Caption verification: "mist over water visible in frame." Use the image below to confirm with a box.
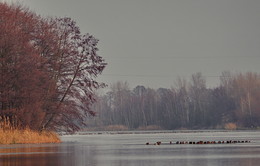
[1,131,260,166]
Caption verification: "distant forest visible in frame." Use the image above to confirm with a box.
[90,72,260,130]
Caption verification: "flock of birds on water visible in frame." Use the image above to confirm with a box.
[146,140,251,145]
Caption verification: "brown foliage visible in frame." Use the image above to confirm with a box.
[105,125,129,131]
[224,123,237,130]
[0,3,106,132]
[137,125,163,130]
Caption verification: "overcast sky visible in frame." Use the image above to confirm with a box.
[3,0,260,89]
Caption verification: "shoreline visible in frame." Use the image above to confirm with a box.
[69,129,260,136]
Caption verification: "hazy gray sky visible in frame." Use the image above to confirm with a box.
[3,0,260,89]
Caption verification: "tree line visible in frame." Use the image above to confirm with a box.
[0,3,106,132]
[92,72,260,130]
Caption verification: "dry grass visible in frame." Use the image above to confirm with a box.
[0,119,61,144]
[137,125,163,130]
[224,123,237,130]
[104,125,129,131]
[0,128,61,144]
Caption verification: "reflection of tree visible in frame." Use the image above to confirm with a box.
[0,145,61,166]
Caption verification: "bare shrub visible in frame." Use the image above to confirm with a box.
[104,125,129,131]
[224,123,237,130]
[137,125,162,130]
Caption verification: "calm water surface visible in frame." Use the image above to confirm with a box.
[0,131,260,166]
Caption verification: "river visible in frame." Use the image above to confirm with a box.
[0,130,260,166]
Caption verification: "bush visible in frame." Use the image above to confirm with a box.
[137,125,163,130]
[224,123,237,130]
[104,125,129,131]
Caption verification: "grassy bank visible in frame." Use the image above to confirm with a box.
[0,117,61,144]
[0,128,61,144]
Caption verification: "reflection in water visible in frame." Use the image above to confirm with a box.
[0,143,99,166]
[0,131,260,166]
[0,145,63,166]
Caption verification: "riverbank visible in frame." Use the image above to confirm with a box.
[0,128,61,144]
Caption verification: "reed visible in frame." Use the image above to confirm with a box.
[0,118,61,144]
